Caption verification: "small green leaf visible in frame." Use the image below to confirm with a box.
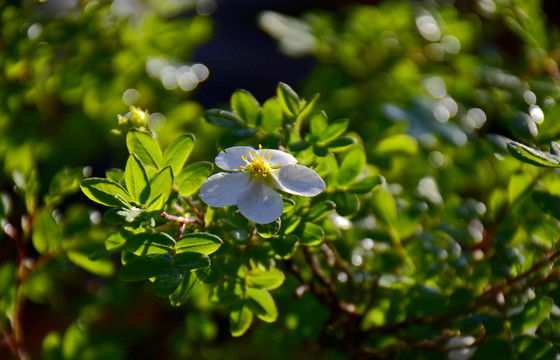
[328,136,357,152]
[338,147,366,185]
[80,178,134,208]
[247,288,278,323]
[246,268,285,290]
[332,192,359,217]
[105,168,124,184]
[118,252,209,281]
[507,140,560,167]
[231,89,260,126]
[45,167,84,206]
[318,119,349,145]
[373,134,418,156]
[176,161,213,197]
[513,335,555,359]
[126,130,163,169]
[173,252,211,273]
[371,186,397,227]
[205,109,244,127]
[347,175,383,194]
[230,304,253,337]
[175,233,223,255]
[300,222,324,246]
[532,191,560,221]
[153,272,184,297]
[194,265,221,285]
[260,97,283,133]
[67,251,115,278]
[104,230,131,252]
[126,232,175,255]
[276,82,300,117]
[124,154,150,203]
[118,253,174,281]
[169,273,196,306]
[32,208,61,255]
[270,234,299,259]
[256,218,281,239]
[510,296,553,334]
[162,134,195,174]
[296,93,320,124]
[309,111,328,137]
[146,166,174,211]
[306,201,336,222]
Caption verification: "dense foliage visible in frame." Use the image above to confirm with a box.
[3,0,560,359]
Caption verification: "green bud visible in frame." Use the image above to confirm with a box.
[130,106,149,128]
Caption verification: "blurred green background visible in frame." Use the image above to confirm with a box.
[3,0,560,359]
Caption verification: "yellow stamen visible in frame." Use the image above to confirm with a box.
[238,145,281,178]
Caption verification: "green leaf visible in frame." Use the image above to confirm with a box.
[176,161,213,197]
[372,134,418,156]
[67,251,115,278]
[169,273,196,306]
[328,136,357,152]
[513,335,555,360]
[309,112,328,137]
[162,134,195,174]
[338,147,366,185]
[472,339,512,360]
[230,304,253,337]
[347,175,383,194]
[508,172,532,204]
[175,233,223,255]
[124,154,150,203]
[317,118,349,145]
[80,178,134,208]
[247,288,278,323]
[153,272,184,297]
[256,218,281,239]
[118,252,210,281]
[300,222,324,246]
[126,130,163,169]
[32,208,61,254]
[146,166,174,211]
[45,167,84,206]
[105,168,124,184]
[296,93,320,124]
[246,268,285,290]
[276,82,300,117]
[332,192,359,217]
[119,253,174,281]
[194,265,221,285]
[104,230,131,253]
[510,297,553,334]
[507,140,560,167]
[532,191,560,221]
[205,109,244,127]
[231,89,260,126]
[270,234,299,259]
[260,97,283,133]
[306,201,336,222]
[371,186,397,227]
[126,232,175,255]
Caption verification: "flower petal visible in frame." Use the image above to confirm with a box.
[272,164,325,196]
[200,172,250,207]
[215,146,255,171]
[257,148,297,166]
[236,178,284,224]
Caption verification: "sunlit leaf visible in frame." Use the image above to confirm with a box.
[32,208,61,255]
[246,268,285,290]
[175,233,223,255]
[231,89,260,126]
[176,161,213,197]
[80,178,134,208]
[230,304,253,337]
[124,154,149,203]
[126,130,163,169]
[247,288,278,323]
[162,134,195,174]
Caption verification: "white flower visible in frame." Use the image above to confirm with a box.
[200,145,325,224]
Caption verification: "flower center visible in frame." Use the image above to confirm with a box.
[239,145,280,178]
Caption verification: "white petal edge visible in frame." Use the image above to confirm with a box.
[256,148,297,166]
[215,146,256,171]
[200,172,250,207]
[272,164,325,196]
[236,178,284,224]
